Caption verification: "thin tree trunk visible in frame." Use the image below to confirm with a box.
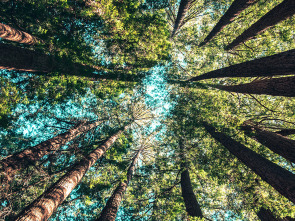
[276,129,295,136]
[199,0,257,46]
[0,43,140,82]
[0,120,103,179]
[212,76,295,97]
[15,126,127,221]
[226,0,295,50]
[179,139,203,218]
[0,23,39,45]
[188,49,295,81]
[97,149,141,221]
[241,122,295,164]
[171,0,194,37]
[257,208,279,221]
[203,122,295,204]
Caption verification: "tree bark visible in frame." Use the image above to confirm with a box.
[199,0,257,46]
[179,139,203,217]
[213,76,295,97]
[188,49,295,81]
[0,23,39,45]
[0,43,140,82]
[203,122,295,204]
[171,0,194,37]
[97,149,141,221]
[15,126,127,221]
[257,208,295,221]
[226,0,295,50]
[241,122,295,164]
[0,120,103,179]
[276,129,295,136]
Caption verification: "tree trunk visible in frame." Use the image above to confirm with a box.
[199,0,257,46]
[226,0,295,50]
[257,208,279,221]
[0,120,103,179]
[15,126,127,221]
[241,122,295,164]
[97,149,141,221]
[188,49,295,81]
[276,129,295,136]
[179,139,203,217]
[171,0,194,37]
[0,23,39,45]
[213,76,295,97]
[203,122,295,204]
[0,43,140,82]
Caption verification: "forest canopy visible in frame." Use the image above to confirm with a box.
[0,0,295,220]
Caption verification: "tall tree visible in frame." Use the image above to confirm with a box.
[199,0,257,46]
[241,122,295,164]
[226,0,295,50]
[171,0,195,37]
[211,76,295,97]
[203,122,295,204]
[179,139,203,218]
[0,120,103,179]
[97,149,142,221]
[0,43,141,82]
[14,126,128,221]
[0,23,39,45]
[188,49,295,81]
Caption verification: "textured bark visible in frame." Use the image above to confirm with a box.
[226,0,295,50]
[276,129,295,136]
[188,49,295,81]
[171,0,194,37]
[242,123,295,164]
[0,43,140,81]
[97,150,141,221]
[0,23,39,45]
[199,0,257,46]
[0,120,102,179]
[179,140,203,217]
[15,127,126,221]
[203,122,295,204]
[214,76,295,97]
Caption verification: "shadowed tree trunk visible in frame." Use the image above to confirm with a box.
[257,208,295,221]
[15,126,127,221]
[203,122,295,204]
[0,120,103,179]
[97,149,142,221]
[212,76,295,97]
[276,129,295,136]
[179,139,203,218]
[0,23,39,45]
[199,0,257,46]
[188,49,295,81]
[226,0,295,50]
[241,122,295,164]
[171,0,194,37]
[0,43,141,82]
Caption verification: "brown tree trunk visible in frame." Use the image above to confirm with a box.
[15,126,127,221]
[241,122,295,164]
[226,0,295,50]
[199,0,257,46]
[203,122,295,204]
[213,76,295,97]
[0,120,103,179]
[0,43,139,82]
[171,0,194,37]
[97,149,141,221]
[257,208,279,221]
[179,139,203,217]
[276,129,295,136]
[0,23,39,45]
[188,49,295,81]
